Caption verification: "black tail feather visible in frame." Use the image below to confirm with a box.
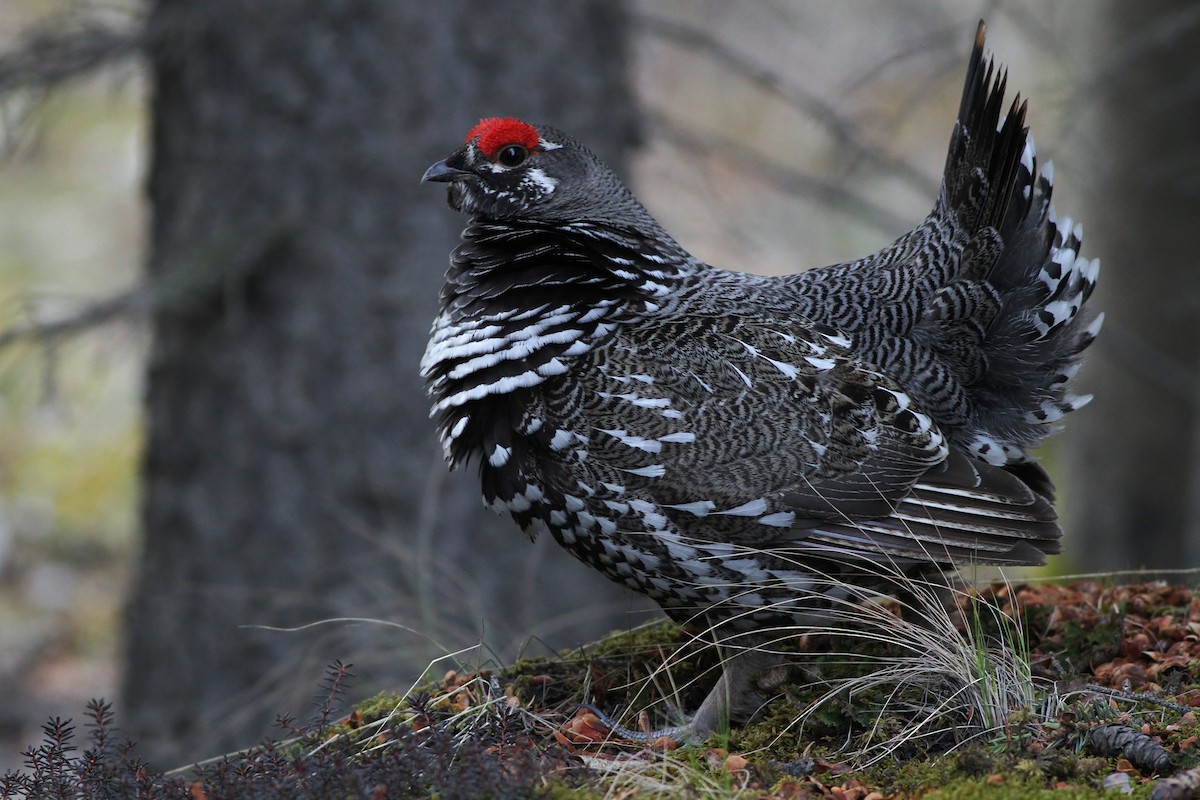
[943,21,1101,466]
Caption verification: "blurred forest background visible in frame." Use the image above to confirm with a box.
[1,0,1196,771]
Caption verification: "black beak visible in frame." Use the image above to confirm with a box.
[422,159,471,183]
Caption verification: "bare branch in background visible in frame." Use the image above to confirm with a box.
[646,111,914,238]
[635,12,939,198]
[1079,4,1200,96]
[0,21,143,96]
[0,219,295,352]
[1055,1,1200,145]
[0,6,145,157]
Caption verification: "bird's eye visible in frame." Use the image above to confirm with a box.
[496,145,527,167]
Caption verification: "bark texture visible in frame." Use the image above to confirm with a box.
[125,0,645,765]
[1068,2,1200,569]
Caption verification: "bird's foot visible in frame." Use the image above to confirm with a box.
[573,646,787,747]
[577,703,703,746]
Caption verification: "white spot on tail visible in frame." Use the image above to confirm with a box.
[1024,401,1065,425]
[1065,393,1093,411]
[1021,135,1035,173]
[966,435,1009,466]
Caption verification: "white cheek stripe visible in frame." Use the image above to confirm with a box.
[524,167,559,194]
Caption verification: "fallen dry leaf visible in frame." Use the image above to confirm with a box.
[561,709,609,743]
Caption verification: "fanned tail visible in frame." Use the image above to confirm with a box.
[941,21,1101,469]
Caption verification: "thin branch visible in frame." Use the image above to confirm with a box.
[1055,2,1200,143]
[635,12,938,199]
[1079,5,1200,97]
[0,8,146,160]
[0,219,295,351]
[646,111,915,240]
[0,284,147,350]
[0,20,144,96]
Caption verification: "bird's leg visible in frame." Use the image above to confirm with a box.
[896,565,968,632]
[586,645,786,745]
[684,645,787,739]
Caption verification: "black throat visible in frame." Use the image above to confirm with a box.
[422,218,692,468]
[442,218,683,320]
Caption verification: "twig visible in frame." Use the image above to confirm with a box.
[646,111,915,239]
[635,13,938,198]
[1086,684,1194,715]
[0,220,294,351]
[0,19,144,96]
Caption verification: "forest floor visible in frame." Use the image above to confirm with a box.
[351,579,1200,799]
[4,579,1200,799]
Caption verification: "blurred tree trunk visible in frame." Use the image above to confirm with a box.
[124,0,644,766]
[1067,2,1200,570]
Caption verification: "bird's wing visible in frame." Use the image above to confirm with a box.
[540,311,1059,567]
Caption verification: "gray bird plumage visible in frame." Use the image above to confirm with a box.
[420,22,1099,740]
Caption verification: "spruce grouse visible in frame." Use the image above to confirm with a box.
[420,22,1100,740]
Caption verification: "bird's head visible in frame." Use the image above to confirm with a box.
[422,117,624,221]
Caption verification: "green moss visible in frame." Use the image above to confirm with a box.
[340,594,1200,799]
[564,619,683,660]
[354,690,407,723]
[924,773,1155,799]
[852,753,966,796]
[537,781,608,800]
